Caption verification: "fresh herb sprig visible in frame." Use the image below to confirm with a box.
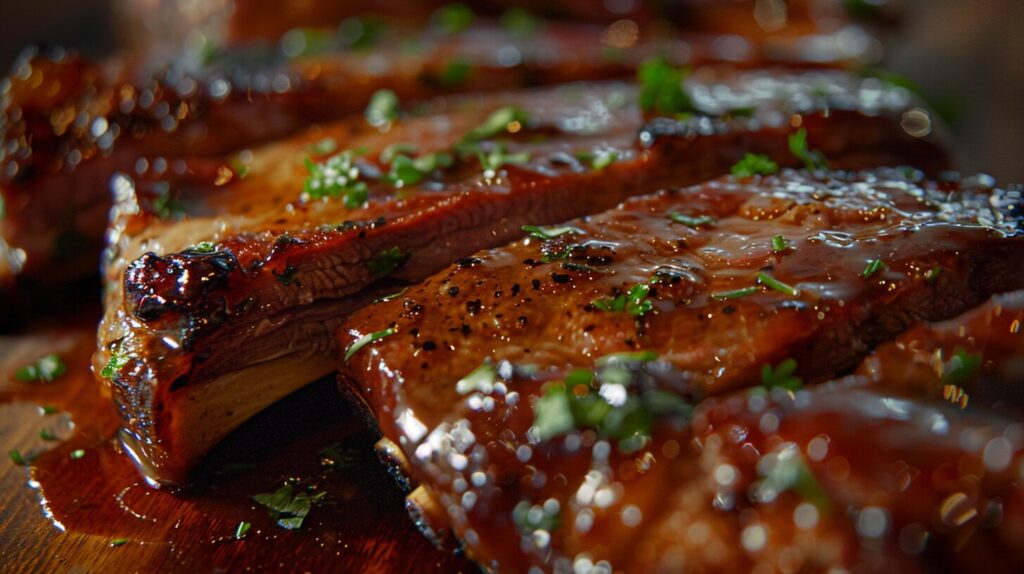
[731,153,779,178]
[788,128,828,171]
[592,284,654,317]
[638,58,695,116]
[15,354,67,383]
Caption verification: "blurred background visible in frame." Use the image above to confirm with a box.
[1,0,1021,181]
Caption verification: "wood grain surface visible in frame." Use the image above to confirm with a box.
[0,309,473,573]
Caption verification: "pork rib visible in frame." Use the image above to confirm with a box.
[337,169,1023,571]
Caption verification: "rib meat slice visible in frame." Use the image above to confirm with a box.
[336,170,1023,571]
[97,70,947,484]
[0,18,855,293]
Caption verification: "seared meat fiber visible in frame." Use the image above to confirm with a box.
[96,70,947,484]
[337,170,1023,571]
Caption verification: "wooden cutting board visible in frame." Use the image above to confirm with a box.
[0,309,474,573]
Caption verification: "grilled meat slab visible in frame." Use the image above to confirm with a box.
[337,170,1023,571]
[96,70,947,484]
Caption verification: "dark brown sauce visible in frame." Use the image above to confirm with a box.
[0,310,472,572]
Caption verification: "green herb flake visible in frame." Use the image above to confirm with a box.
[455,360,498,394]
[374,287,408,304]
[9,449,26,465]
[308,137,338,156]
[252,483,326,530]
[861,258,887,279]
[924,266,941,284]
[532,385,575,441]
[40,405,59,415]
[432,3,474,35]
[70,449,86,460]
[756,272,800,297]
[942,347,982,386]
[15,354,67,383]
[380,143,418,164]
[153,185,186,220]
[235,521,251,539]
[710,286,759,300]
[761,358,803,391]
[344,327,397,362]
[788,128,829,171]
[755,443,831,512]
[638,58,695,116]
[463,106,528,143]
[592,284,654,317]
[440,60,472,86]
[303,152,369,208]
[772,235,788,252]
[101,349,129,380]
[364,89,399,130]
[668,213,716,228]
[512,500,560,534]
[39,429,56,441]
[594,351,658,367]
[192,241,216,254]
[477,143,530,173]
[319,443,362,468]
[591,149,619,171]
[110,538,128,547]
[521,225,584,240]
[338,16,385,51]
[731,153,779,178]
[367,247,408,278]
[500,8,540,36]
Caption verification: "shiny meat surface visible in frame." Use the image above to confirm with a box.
[337,170,1024,571]
[95,70,947,484]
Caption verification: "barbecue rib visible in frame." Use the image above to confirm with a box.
[95,69,947,484]
[337,169,1024,571]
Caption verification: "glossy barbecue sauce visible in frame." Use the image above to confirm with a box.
[0,310,473,572]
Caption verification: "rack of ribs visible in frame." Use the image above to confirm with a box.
[337,169,1023,571]
[94,68,947,484]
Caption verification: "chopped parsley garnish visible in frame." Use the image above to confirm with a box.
[788,128,829,171]
[192,241,216,254]
[39,429,56,441]
[385,151,454,187]
[668,213,716,228]
[594,351,659,367]
[252,482,327,530]
[925,266,941,283]
[366,247,408,278]
[761,358,803,391]
[152,185,185,220]
[308,137,338,156]
[40,405,58,415]
[70,449,86,460]
[731,153,779,178]
[455,360,498,394]
[344,327,397,362]
[364,89,399,130]
[9,449,26,465]
[374,287,408,304]
[235,521,252,539]
[101,348,129,380]
[15,354,67,383]
[463,106,528,143]
[861,258,887,279]
[477,143,530,173]
[532,352,690,452]
[590,149,619,171]
[110,538,128,547]
[592,284,654,317]
[756,272,800,297]
[440,60,472,86]
[431,3,474,35]
[303,152,369,208]
[513,500,560,534]
[711,286,758,300]
[754,443,831,512]
[638,58,695,116]
[942,347,982,387]
[380,143,419,163]
[521,224,584,240]
[772,235,788,252]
